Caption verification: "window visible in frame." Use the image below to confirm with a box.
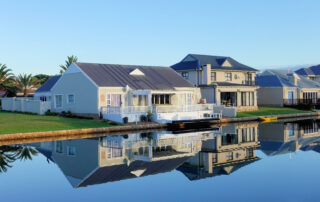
[211,72,216,82]
[106,94,111,106]
[55,95,63,108]
[225,73,232,81]
[212,153,218,163]
[287,123,296,137]
[182,72,189,79]
[152,94,170,105]
[246,148,254,158]
[241,128,255,143]
[67,94,75,104]
[105,140,123,159]
[40,96,47,102]
[226,152,233,161]
[67,146,76,156]
[56,142,63,153]
[241,92,254,106]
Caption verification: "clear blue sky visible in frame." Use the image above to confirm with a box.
[1,0,319,75]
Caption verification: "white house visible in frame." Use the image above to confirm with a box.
[51,62,221,123]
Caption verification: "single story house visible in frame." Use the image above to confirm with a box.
[171,54,259,112]
[51,62,220,123]
[34,75,61,101]
[256,69,320,107]
[295,64,320,82]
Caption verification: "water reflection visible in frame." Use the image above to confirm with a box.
[259,119,320,156]
[177,123,260,180]
[3,118,320,189]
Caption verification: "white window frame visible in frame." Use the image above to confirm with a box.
[55,142,63,154]
[225,73,232,81]
[67,94,75,104]
[181,72,189,79]
[54,94,63,109]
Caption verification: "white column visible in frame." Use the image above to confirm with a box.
[147,94,152,106]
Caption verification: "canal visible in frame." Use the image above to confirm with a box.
[1,118,320,201]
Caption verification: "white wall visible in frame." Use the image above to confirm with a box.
[51,63,99,115]
[1,98,51,115]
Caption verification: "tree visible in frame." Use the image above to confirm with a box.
[0,63,14,91]
[60,55,78,74]
[15,74,39,97]
[34,74,51,85]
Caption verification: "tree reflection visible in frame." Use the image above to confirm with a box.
[0,145,38,173]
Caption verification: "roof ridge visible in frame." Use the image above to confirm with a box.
[75,62,169,68]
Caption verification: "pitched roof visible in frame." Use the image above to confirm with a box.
[75,63,194,90]
[256,69,320,88]
[78,157,189,187]
[296,64,320,76]
[171,54,258,72]
[35,75,61,93]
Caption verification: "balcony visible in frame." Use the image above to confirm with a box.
[242,80,256,86]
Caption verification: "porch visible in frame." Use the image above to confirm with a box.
[101,104,222,124]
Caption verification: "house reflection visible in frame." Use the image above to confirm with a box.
[177,122,260,180]
[32,129,219,188]
[259,119,320,156]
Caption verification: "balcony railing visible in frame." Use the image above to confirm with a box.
[283,99,320,106]
[242,80,256,86]
[101,104,216,114]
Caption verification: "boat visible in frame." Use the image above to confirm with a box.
[259,116,277,122]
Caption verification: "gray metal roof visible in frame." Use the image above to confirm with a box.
[296,64,320,76]
[256,69,320,88]
[35,75,61,93]
[75,63,194,90]
[171,54,258,72]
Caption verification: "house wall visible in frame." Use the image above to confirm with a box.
[52,139,99,182]
[258,123,286,142]
[212,70,255,85]
[51,64,99,116]
[258,87,284,106]
[200,86,216,103]
[176,70,201,86]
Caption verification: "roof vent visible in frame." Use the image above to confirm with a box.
[129,68,145,76]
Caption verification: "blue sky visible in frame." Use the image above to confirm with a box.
[0,0,319,75]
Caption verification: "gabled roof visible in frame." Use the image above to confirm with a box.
[296,64,320,76]
[35,75,61,93]
[171,54,258,72]
[256,69,320,88]
[176,158,260,181]
[77,157,189,187]
[75,63,194,90]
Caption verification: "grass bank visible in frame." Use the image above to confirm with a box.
[236,107,310,118]
[0,111,117,134]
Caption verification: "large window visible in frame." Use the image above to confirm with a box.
[241,128,255,143]
[211,72,216,82]
[152,94,170,105]
[106,94,121,106]
[241,92,254,106]
[225,73,232,81]
[181,72,189,79]
[303,92,317,103]
[55,95,63,108]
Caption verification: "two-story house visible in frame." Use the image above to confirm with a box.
[171,54,259,111]
[295,64,320,82]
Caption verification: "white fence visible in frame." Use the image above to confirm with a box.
[1,98,51,115]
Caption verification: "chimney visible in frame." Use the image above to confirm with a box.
[202,64,211,85]
[288,73,300,86]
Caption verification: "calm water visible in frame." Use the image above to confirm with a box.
[1,118,320,202]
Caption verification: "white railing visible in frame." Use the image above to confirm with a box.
[101,106,151,114]
[154,104,215,113]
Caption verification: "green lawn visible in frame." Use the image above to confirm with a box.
[236,107,310,118]
[0,111,116,134]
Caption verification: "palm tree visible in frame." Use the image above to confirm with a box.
[14,146,38,161]
[0,63,14,91]
[60,55,78,74]
[0,146,18,173]
[15,74,39,97]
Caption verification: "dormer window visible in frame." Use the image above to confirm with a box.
[225,73,232,81]
[129,68,145,76]
[182,72,189,79]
